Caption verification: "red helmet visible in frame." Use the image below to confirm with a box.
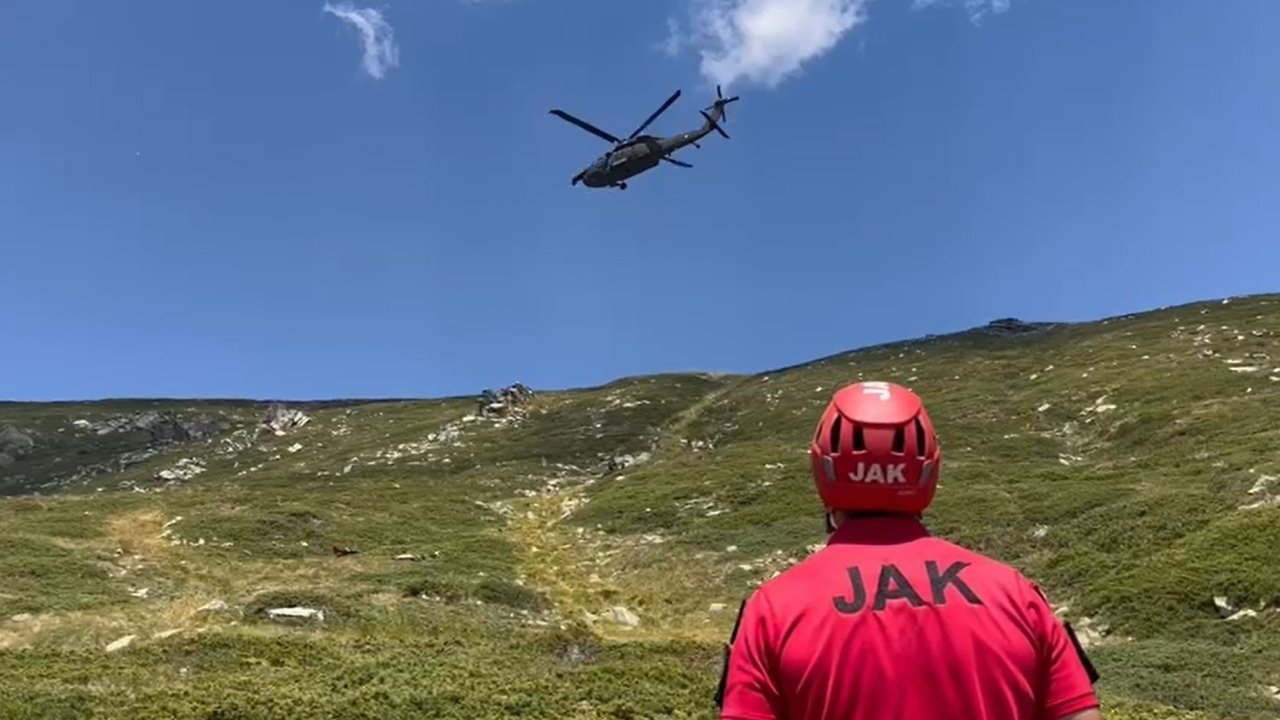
[809,381,941,514]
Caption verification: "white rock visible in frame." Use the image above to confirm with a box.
[8,613,33,624]
[1070,616,1107,648]
[198,600,229,614]
[156,458,206,482]
[1241,496,1280,510]
[1083,397,1116,414]
[709,603,727,612]
[106,635,137,653]
[266,606,325,624]
[153,629,183,640]
[1213,596,1235,618]
[611,452,652,470]
[1249,475,1277,494]
[605,606,639,628]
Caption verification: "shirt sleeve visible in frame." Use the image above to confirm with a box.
[719,589,786,720]
[1027,582,1100,720]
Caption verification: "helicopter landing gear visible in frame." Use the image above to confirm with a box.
[616,182,627,190]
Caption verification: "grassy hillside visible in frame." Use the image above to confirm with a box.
[2,294,1279,719]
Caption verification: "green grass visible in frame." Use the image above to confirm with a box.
[2,294,1279,718]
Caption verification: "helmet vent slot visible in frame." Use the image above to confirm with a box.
[914,418,927,458]
[891,427,905,454]
[829,416,843,453]
[852,425,866,452]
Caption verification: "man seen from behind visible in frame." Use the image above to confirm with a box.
[716,381,1103,720]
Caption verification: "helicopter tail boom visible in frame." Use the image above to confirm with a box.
[700,109,729,140]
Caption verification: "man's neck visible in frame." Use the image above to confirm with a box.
[826,511,928,543]
[832,510,922,525]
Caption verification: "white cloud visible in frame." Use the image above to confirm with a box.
[666,0,1020,90]
[323,2,400,79]
[667,0,871,89]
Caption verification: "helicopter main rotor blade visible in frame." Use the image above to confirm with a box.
[662,155,692,168]
[628,89,682,140]
[549,110,621,144]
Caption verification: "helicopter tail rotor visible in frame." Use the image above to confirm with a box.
[705,84,741,122]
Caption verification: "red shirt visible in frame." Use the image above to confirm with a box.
[719,516,1099,720]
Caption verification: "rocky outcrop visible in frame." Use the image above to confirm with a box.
[73,411,224,444]
[0,425,36,458]
[155,458,207,482]
[262,405,311,436]
[979,318,1058,337]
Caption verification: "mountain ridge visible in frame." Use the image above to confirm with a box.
[1,291,1278,719]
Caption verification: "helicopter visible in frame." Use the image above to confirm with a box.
[549,85,741,190]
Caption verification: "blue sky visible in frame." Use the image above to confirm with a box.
[2,0,1278,401]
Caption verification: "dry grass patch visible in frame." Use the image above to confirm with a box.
[106,507,176,559]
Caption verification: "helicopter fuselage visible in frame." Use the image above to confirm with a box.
[576,127,713,188]
[578,136,662,188]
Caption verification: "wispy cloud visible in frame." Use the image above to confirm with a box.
[911,0,1015,25]
[323,2,400,79]
[666,0,1020,90]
